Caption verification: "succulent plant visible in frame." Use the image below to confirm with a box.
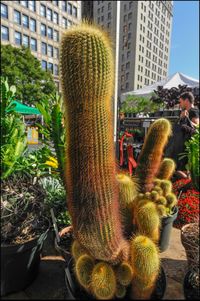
[157,158,176,180]
[135,118,172,192]
[60,22,129,263]
[75,254,95,289]
[91,262,116,300]
[115,261,133,286]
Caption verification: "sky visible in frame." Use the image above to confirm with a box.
[169,0,199,79]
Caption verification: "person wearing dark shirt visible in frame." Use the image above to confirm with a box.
[176,92,199,178]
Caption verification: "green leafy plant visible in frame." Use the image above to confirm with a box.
[0,77,27,180]
[36,92,66,185]
[185,126,200,191]
[121,94,162,114]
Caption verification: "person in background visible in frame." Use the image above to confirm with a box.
[175,91,199,178]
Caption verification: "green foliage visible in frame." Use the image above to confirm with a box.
[185,126,200,191]
[14,146,53,178]
[121,94,162,114]
[1,77,27,180]
[1,45,57,105]
[36,93,66,185]
[38,176,71,228]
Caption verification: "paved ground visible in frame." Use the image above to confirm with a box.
[2,227,187,300]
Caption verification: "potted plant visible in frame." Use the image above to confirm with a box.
[1,78,50,296]
[181,223,199,300]
[58,23,177,300]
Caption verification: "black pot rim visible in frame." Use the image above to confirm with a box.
[1,218,50,253]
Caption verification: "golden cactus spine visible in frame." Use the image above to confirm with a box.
[130,235,160,299]
[60,23,129,263]
[136,118,172,192]
[116,173,138,236]
[157,158,176,180]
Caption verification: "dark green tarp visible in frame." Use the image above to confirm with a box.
[8,100,40,115]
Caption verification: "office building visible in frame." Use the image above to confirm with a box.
[1,1,81,90]
[86,1,173,96]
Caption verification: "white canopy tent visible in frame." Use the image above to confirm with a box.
[121,72,199,102]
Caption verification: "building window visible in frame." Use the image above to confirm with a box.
[22,14,29,28]
[42,60,47,70]
[62,1,67,11]
[68,2,72,15]
[124,4,127,11]
[108,2,111,10]
[48,45,53,57]
[29,1,36,12]
[68,20,72,27]
[107,22,111,28]
[53,0,59,6]
[21,1,28,8]
[22,35,29,47]
[127,51,130,59]
[54,64,59,75]
[14,10,21,24]
[53,12,59,24]
[126,82,129,89]
[48,62,53,74]
[1,25,9,41]
[128,12,132,20]
[15,31,22,45]
[126,62,130,69]
[47,8,52,21]
[47,27,53,39]
[73,6,77,17]
[41,42,47,55]
[101,15,104,21]
[41,23,46,36]
[124,15,127,22]
[128,32,131,40]
[54,47,59,59]
[129,1,133,9]
[40,4,46,17]
[62,17,68,28]
[1,3,8,19]
[30,37,37,51]
[53,30,59,42]
[108,12,111,20]
[30,18,36,32]
[126,73,129,80]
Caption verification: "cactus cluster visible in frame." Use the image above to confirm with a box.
[60,22,176,300]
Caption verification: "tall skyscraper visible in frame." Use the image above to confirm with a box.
[1,1,81,90]
[84,1,173,96]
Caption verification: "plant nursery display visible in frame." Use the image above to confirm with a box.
[1,78,50,296]
[60,22,178,299]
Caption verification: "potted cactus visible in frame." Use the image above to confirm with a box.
[59,23,175,300]
[1,77,50,296]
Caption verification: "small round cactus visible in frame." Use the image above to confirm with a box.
[75,254,95,289]
[155,196,167,206]
[71,240,87,261]
[115,283,127,299]
[160,180,172,196]
[91,262,116,300]
[116,261,133,286]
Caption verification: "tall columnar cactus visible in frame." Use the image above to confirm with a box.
[60,23,129,263]
[130,235,160,299]
[157,158,176,180]
[135,119,172,192]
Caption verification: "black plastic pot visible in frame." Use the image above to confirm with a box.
[183,270,200,300]
[54,226,73,263]
[65,258,166,300]
[159,206,178,252]
[1,227,49,296]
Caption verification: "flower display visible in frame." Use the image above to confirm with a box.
[173,180,200,228]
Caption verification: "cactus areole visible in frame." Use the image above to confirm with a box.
[60,23,129,263]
